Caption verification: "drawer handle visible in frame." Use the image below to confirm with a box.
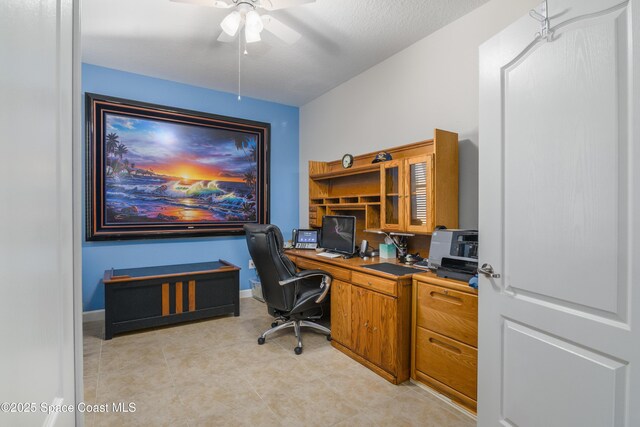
[430,291,462,305]
[429,337,462,354]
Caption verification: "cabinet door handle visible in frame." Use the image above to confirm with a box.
[429,337,462,354]
[429,291,462,305]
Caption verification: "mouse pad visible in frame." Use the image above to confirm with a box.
[361,263,424,276]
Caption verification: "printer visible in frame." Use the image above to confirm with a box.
[428,229,478,281]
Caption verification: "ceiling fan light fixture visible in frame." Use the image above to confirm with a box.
[245,10,264,34]
[245,26,261,43]
[221,10,242,36]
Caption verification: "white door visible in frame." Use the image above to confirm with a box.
[479,0,639,426]
[0,1,76,426]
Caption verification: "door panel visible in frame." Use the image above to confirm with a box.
[351,287,370,359]
[372,290,396,374]
[502,320,626,427]
[479,1,639,425]
[503,4,629,316]
[380,160,404,230]
[330,279,351,347]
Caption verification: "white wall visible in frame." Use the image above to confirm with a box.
[299,0,539,228]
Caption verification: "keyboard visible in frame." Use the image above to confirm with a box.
[294,243,318,249]
[317,252,342,258]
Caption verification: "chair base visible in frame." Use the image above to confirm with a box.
[257,319,331,355]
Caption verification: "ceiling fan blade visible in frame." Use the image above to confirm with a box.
[170,0,233,8]
[259,0,315,11]
[217,29,239,42]
[261,15,301,44]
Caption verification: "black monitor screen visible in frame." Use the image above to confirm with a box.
[320,215,356,255]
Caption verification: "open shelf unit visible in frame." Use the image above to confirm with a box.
[308,163,381,230]
[307,129,459,247]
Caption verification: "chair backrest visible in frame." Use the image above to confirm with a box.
[244,224,298,312]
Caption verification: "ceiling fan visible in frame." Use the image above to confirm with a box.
[171,0,315,45]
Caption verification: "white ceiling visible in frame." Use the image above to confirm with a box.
[82,0,490,106]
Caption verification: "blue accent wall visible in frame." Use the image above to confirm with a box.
[82,63,299,312]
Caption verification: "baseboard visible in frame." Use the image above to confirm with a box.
[83,309,104,323]
[83,291,253,323]
[409,379,477,420]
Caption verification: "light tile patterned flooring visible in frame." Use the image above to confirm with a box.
[83,297,476,427]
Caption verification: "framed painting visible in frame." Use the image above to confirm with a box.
[86,93,270,241]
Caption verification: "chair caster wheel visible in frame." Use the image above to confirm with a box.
[327,335,332,341]
[258,337,265,345]
[294,346,303,355]
[271,322,278,328]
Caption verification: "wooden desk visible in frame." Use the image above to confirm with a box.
[103,260,240,339]
[287,249,425,384]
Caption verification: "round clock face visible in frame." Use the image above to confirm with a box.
[342,154,354,169]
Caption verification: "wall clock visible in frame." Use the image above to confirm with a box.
[342,154,354,169]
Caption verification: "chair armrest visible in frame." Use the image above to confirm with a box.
[279,270,332,303]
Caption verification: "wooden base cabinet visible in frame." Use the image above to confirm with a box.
[331,278,412,384]
[411,274,478,412]
[289,250,412,384]
[351,286,397,374]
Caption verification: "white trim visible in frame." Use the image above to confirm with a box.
[83,309,104,323]
[72,3,84,426]
[240,289,253,298]
[409,379,477,420]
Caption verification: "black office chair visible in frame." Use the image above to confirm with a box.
[244,224,332,355]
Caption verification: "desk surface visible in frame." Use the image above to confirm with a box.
[286,249,419,278]
[287,249,475,294]
[286,249,434,279]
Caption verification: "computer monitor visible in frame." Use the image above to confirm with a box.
[320,215,356,255]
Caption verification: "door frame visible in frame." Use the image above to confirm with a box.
[72,0,85,425]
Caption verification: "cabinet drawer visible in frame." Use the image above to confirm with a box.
[351,271,397,297]
[295,258,351,282]
[415,327,477,400]
[416,282,477,347]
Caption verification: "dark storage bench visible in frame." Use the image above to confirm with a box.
[103,260,240,339]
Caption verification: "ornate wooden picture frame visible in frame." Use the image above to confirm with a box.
[86,93,270,241]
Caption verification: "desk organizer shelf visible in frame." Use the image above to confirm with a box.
[308,129,459,239]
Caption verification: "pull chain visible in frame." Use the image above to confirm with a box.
[237,34,242,101]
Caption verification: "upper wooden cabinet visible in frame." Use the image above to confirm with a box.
[381,154,436,233]
[309,129,458,235]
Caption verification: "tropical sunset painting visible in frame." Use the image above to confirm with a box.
[103,112,260,226]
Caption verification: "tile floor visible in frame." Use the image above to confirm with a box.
[83,297,476,427]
